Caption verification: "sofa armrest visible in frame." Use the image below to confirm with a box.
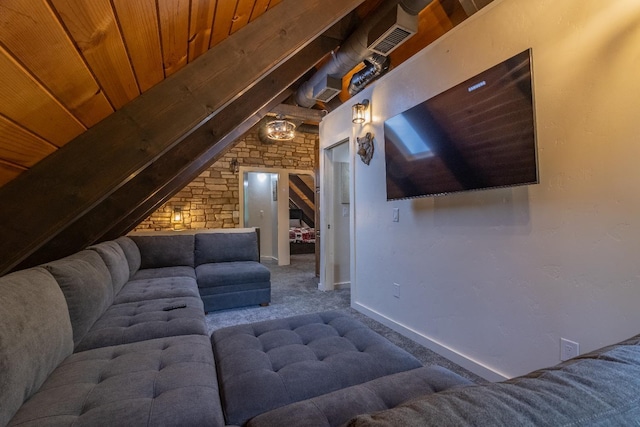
[247,366,473,427]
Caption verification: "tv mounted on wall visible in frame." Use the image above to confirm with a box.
[384,49,538,201]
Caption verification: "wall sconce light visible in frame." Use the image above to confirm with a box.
[352,99,370,124]
[173,207,182,222]
[230,158,239,173]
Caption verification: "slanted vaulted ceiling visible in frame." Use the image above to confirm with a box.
[3,0,290,185]
[0,0,470,275]
[0,0,466,187]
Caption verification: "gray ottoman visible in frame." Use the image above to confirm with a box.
[211,311,423,425]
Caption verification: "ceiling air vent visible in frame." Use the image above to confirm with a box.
[367,5,418,56]
[312,75,342,102]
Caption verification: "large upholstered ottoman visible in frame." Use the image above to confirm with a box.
[211,311,423,425]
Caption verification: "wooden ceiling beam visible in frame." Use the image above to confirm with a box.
[14,35,339,270]
[0,0,365,275]
[269,104,327,124]
[101,93,292,242]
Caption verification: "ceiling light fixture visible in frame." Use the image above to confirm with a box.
[266,114,296,141]
[352,99,370,124]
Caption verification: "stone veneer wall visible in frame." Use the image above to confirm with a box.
[134,124,318,231]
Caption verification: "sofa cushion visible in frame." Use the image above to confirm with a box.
[89,240,130,294]
[195,231,259,265]
[114,276,200,304]
[346,334,640,427]
[44,250,114,348]
[211,311,422,425]
[201,288,271,312]
[0,268,74,427]
[75,296,207,352]
[132,266,196,281]
[196,261,270,289]
[248,365,473,427]
[7,335,225,427]
[115,236,141,276]
[131,234,195,268]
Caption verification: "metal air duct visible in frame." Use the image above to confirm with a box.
[348,54,390,96]
[367,4,418,55]
[295,0,433,108]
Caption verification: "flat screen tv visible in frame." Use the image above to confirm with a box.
[384,49,538,201]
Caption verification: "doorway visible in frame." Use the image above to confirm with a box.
[288,172,318,271]
[321,139,351,291]
[239,167,318,271]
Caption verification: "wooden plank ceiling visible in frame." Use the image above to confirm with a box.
[0,0,466,188]
[0,0,286,187]
[0,0,371,275]
[14,34,342,271]
[0,0,470,274]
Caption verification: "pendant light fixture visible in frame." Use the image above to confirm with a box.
[266,114,296,141]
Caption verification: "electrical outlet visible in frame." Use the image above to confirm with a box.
[560,338,579,361]
[392,208,399,222]
[393,283,400,298]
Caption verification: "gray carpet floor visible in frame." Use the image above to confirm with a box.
[205,253,485,383]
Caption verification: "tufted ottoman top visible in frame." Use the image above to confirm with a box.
[211,311,422,425]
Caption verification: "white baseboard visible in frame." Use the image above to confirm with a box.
[353,302,509,382]
[317,281,350,291]
[334,281,351,290]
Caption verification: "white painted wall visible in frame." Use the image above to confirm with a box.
[271,174,279,257]
[320,0,640,380]
[332,144,351,285]
[245,172,278,259]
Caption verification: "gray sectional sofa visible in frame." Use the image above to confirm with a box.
[3,227,640,426]
[128,228,271,312]
[0,236,223,426]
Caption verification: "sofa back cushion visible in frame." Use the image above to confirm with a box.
[89,241,130,295]
[346,334,640,427]
[0,268,74,427]
[115,236,141,277]
[195,231,259,266]
[44,250,114,348]
[130,235,195,268]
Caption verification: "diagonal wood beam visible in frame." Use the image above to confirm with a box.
[289,189,315,228]
[14,36,339,270]
[101,90,294,241]
[0,0,365,275]
[102,99,287,241]
[290,174,316,201]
